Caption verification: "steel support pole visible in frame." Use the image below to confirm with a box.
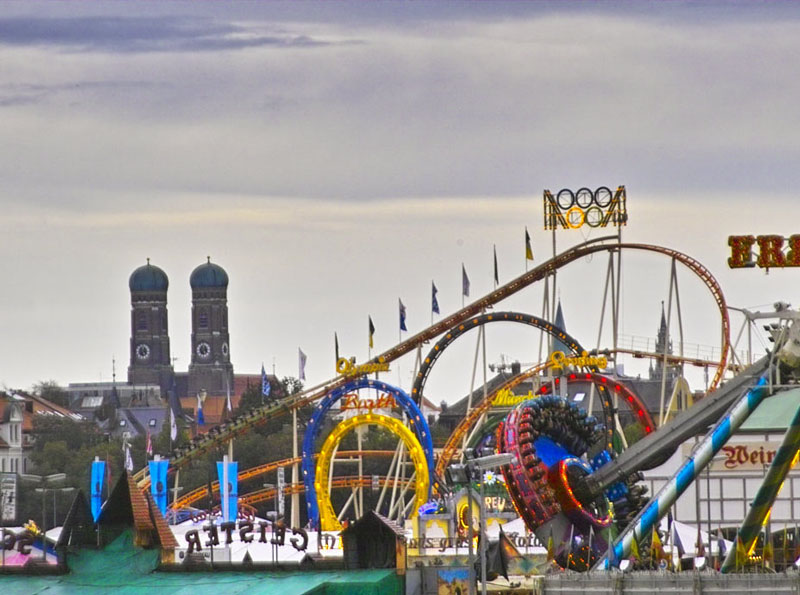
[596,373,771,569]
[480,476,487,595]
[468,484,476,595]
[721,401,800,572]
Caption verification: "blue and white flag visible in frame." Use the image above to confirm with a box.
[216,459,239,523]
[299,348,307,381]
[431,281,440,315]
[196,394,205,425]
[399,298,407,332]
[261,363,271,398]
[149,458,170,516]
[462,264,470,298]
[90,459,106,522]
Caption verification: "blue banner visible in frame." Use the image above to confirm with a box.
[148,459,169,516]
[216,460,239,523]
[90,460,106,522]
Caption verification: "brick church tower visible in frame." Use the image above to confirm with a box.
[187,258,234,396]
[127,259,174,394]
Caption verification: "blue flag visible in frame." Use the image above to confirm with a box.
[261,363,271,398]
[462,264,470,297]
[149,458,169,516]
[493,244,499,285]
[431,281,440,314]
[399,298,407,332]
[90,459,106,522]
[216,460,239,523]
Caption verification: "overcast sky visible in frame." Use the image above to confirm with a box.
[1,1,798,403]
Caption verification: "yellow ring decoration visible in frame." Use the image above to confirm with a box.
[315,413,430,531]
[565,205,586,229]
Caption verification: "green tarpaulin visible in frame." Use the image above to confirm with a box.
[0,530,402,595]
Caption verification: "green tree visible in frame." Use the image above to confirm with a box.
[23,415,127,528]
[32,380,70,408]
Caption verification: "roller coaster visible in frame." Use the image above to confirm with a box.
[137,232,800,572]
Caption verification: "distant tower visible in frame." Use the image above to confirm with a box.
[650,301,679,382]
[127,259,174,394]
[551,299,571,355]
[187,257,233,396]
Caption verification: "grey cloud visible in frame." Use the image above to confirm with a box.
[0,16,337,52]
[0,80,171,108]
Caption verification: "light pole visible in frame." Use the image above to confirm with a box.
[20,473,67,561]
[50,486,75,528]
[447,452,516,595]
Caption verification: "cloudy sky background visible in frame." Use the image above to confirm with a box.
[1,1,798,403]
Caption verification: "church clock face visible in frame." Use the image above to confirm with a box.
[221,342,229,357]
[196,341,211,359]
[136,344,150,360]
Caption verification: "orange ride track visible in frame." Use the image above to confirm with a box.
[238,476,414,507]
[171,450,396,510]
[434,363,656,479]
[136,238,729,488]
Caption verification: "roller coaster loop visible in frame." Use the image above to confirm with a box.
[314,413,431,531]
[411,311,586,405]
[302,378,434,526]
[435,366,654,480]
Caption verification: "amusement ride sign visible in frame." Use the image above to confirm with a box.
[543,186,628,231]
[340,392,398,412]
[728,235,800,269]
[182,515,309,554]
[336,357,390,378]
[548,350,608,371]
[682,441,781,472]
[492,389,531,408]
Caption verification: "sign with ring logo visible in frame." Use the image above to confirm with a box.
[543,186,628,230]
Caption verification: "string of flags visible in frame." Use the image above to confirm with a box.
[288,227,535,382]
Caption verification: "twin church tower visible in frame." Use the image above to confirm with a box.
[127,258,234,397]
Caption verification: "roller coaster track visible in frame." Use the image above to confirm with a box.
[605,348,742,372]
[435,364,656,479]
[171,450,397,510]
[436,363,549,478]
[136,237,730,487]
[238,476,414,507]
